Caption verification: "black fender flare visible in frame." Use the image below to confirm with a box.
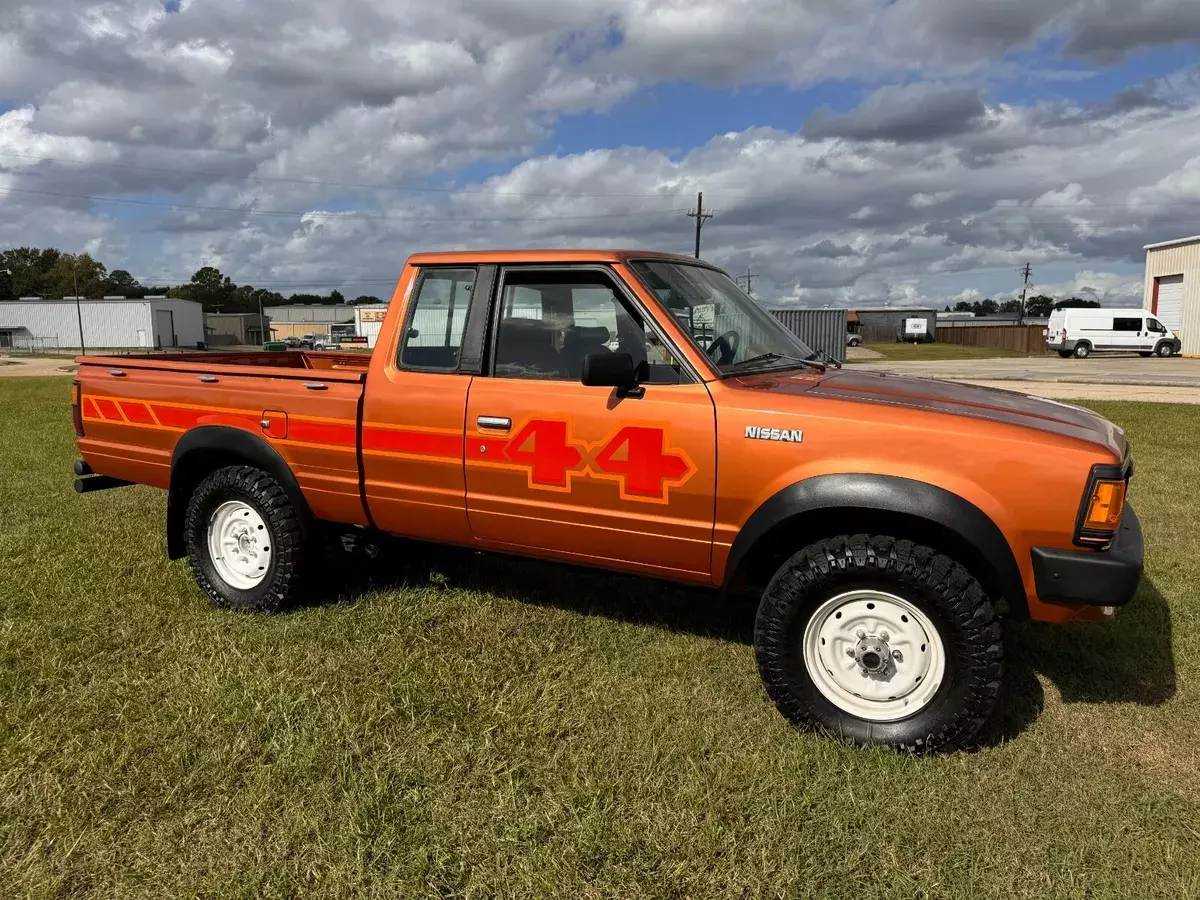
[724,474,1028,618]
[166,426,313,559]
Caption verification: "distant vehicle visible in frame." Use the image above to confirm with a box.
[1046,308,1181,359]
[311,334,334,350]
[298,333,316,349]
[846,333,862,347]
[283,336,301,348]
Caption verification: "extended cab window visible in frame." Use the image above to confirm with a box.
[492,271,685,384]
[399,268,474,371]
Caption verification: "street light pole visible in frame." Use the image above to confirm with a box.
[73,257,86,356]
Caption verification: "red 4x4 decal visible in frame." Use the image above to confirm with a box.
[474,417,696,502]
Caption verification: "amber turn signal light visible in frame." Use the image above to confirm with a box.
[1083,479,1125,532]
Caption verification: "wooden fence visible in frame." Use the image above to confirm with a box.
[935,324,1047,353]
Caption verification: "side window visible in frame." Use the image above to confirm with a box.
[398,268,475,371]
[1149,318,1167,333]
[1113,317,1142,332]
[492,271,685,384]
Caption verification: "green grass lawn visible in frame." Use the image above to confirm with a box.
[2,378,1198,898]
[855,342,1034,361]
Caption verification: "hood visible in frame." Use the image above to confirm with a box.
[732,367,1126,459]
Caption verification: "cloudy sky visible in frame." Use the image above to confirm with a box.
[2,0,1200,307]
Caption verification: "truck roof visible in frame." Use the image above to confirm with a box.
[405,249,707,266]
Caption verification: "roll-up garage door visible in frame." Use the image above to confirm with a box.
[1156,275,1183,331]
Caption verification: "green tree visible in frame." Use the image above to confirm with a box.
[1054,297,1101,310]
[186,266,236,310]
[971,298,998,316]
[329,289,345,304]
[952,300,973,312]
[0,247,63,297]
[353,295,382,305]
[49,252,108,298]
[1024,294,1054,318]
[105,269,143,298]
[1000,299,1022,314]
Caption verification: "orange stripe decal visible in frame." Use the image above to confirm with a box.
[119,401,156,425]
[95,399,122,421]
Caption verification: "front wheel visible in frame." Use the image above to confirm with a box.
[754,534,1002,753]
[1156,342,1174,358]
[184,465,307,612]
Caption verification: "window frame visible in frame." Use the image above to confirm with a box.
[485,264,700,385]
[1112,317,1142,333]
[395,264,493,375]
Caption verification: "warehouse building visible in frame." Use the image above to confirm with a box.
[0,296,203,351]
[266,304,355,341]
[204,312,271,346]
[1144,234,1200,356]
[768,308,848,363]
[354,305,389,349]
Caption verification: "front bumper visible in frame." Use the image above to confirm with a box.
[1030,506,1144,606]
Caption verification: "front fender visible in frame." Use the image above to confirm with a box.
[723,473,1028,619]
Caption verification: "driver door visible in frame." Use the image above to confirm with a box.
[464,267,717,582]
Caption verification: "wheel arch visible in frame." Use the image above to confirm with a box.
[723,474,1028,619]
[167,426,312,559]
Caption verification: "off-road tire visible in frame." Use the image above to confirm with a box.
[184,465,306,612]
[1073,342,1091,358]
[754,534,1002,753]
[1155,342,1174,358]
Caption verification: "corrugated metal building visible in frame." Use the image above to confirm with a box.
[768,308,848,363]
[204,312,271,346]
[354,305,389,349]
[1144,234,1200,356]
[852,307,938,342]
[0,296,203,350]
[266,304,355,341]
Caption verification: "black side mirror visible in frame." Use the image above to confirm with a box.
[582,351,643,397]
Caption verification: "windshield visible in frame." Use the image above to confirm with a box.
[628,260,816,375]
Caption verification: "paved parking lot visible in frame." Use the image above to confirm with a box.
[855,354,1200,387]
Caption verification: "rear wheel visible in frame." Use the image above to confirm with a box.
[754,534,1002,753]
[1073,343,1091,359]
[184,465,307,612]
[1156,342,1174,358]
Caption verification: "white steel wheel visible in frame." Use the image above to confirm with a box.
[207,500,272,590]
[802,589,946,723]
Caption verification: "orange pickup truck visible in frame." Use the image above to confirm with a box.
[72,249,1143,751]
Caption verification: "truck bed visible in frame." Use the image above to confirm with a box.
[75,349,371,528]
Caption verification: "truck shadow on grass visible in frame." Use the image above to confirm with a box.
[315,543,1176,748]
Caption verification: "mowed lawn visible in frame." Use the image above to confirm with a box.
[2,378,1198,899]
[857,342,1033,361]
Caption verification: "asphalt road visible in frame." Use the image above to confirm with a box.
[855,354,1200,388]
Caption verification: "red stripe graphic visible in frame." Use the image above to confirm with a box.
[289,420,356,447]
[95,399,122,421]
[151,405,203,429]
[119,401,155,425]
[82,398,100,418]
[466,437,509,460]
[363,427,461,458]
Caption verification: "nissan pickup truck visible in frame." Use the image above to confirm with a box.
[71,250,1143,752]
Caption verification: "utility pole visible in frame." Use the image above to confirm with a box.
[73,256,86,356]
[739,266,758,297]
[257,291,266,346]
[1018,262,1032,326]
[686,191,713,259]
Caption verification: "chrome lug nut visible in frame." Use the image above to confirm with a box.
[891,649,903,662]
[855,629,866,640]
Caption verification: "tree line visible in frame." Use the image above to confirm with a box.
[945,295,1101,318]
[0,247,382,313]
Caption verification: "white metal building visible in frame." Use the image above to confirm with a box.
[1144,235,1200,357]
[354,305,388,348]
[0,296,204,351]
[267,304,355,341]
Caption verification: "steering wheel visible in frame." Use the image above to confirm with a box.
[706,330,740,365]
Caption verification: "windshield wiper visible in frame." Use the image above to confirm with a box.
[725,352,825,374]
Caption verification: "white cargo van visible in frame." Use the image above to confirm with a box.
[1045,308,1181,359]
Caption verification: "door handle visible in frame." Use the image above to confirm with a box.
[302,382,327,391]
[477,416,511,430]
